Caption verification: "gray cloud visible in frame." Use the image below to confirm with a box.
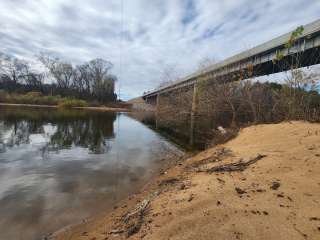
[0,0,319,99]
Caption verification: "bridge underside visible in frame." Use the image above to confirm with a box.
[143,46,320,146]
[144,46,320,102]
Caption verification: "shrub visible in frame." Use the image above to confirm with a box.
[0,91,89,108]
[88,100,101,107]
[0,90,9,102]
[26,91,42,97]
[58,99,88,109]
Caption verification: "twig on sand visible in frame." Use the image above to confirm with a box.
[292,224,308,239]
[124,199,150,223]
[124,199,150,237]
[158,177,179,186]
[111,191,159,238]
[189,147,232,170]
[206,154,267,173]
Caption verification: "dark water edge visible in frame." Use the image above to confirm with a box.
[0,106,187,240]
[128,111,206,150]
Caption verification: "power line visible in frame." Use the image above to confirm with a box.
[118,0,124,100]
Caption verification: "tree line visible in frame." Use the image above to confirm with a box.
[0,53,117,103]
[156,70,320,147]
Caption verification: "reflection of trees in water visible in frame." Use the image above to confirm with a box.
[48,116,114,154]
[0,107,116,154]
[0,121,34,149]
[0,123,6,153]
[5,121,45,147]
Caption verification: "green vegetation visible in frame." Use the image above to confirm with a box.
[285,26,304,49]
[57,99,88,108]
[273,25,304,63]
[0,90,88,108]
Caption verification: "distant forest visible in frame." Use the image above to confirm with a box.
[0,53,117,103]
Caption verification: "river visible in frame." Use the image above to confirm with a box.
[0,106,186,240]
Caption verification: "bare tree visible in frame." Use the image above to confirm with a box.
[87,58,113,83]
[76,63,92,94]
[38,54,116,100]
[86,58,116,101]
[23,67,44,90]
[38,53,75,89]
[0,56,29,84]
[72,66,85,94]
[158,65,181,88]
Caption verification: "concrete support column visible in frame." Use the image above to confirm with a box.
[190,83,198,145]
[156,93,160,129]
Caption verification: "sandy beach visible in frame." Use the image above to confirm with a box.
[54,121,320,240]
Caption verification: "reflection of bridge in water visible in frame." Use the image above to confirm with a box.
[142,19,320,145]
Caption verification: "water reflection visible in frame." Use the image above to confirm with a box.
[0,108,116,155]
[0,106,184,240]
[128,111,201,150]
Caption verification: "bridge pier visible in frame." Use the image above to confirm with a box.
[156,93,160,129]
[189,83,198,145]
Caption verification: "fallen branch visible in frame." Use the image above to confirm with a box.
[124,199,150,223]
[158,177,179,187]
[207,154,267,173]
[109,229,124,234]
[115,192,160,238]
[189,148,232,170]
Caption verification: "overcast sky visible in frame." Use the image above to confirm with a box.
[0,0,319,99]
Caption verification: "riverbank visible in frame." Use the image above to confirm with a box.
[127,97,155,111]
[54,121,320,240]
[0,103,131,112]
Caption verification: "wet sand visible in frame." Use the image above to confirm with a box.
[54,121,320,240]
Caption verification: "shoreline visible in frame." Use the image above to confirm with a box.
[52,152,191,239]
[53,121,320,240]
[0,102,131,112]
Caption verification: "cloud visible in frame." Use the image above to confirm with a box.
[0,0,319,99]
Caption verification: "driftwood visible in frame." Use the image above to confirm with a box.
[124,199,150,223]
[112,192,160,238]
[207,154,267,173]
[123,199,150,237]
[158,177,179,186]
[270,181,281,190]
[110,199,150,237]
[189,147,232,170]
[235,187,247,194]
[109,229,124,234]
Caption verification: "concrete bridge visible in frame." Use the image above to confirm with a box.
[141,19,320,145]
[143,19,320,104]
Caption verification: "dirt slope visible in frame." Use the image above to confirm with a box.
[55,121,320,240]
